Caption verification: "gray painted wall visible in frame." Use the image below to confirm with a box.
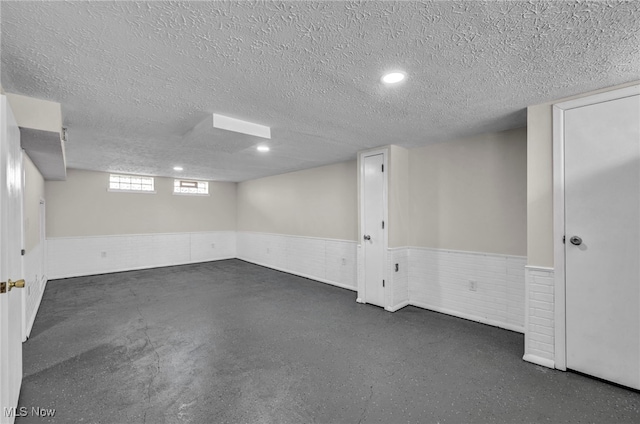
[409,128,527,256]
[237,161,358,241]
[45,169,237,237]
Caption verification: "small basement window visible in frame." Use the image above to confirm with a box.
[108,174,155,193]
[174,179,209,195]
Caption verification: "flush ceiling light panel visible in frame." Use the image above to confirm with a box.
[381,72,406,84]
[213,114,271,139]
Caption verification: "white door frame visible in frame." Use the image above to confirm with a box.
[40,198,46,284]
[357,147,389,307]
[552,84,640,371]
[20,150,26,342]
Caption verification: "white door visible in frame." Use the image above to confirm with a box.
[362,153,386,307]
[564,93,640,389]
[0,95,25,424]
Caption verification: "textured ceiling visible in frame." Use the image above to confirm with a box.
[1,1,639,182]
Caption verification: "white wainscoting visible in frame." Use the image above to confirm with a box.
[387,247,410,312]
[24,241,47,338]
[45,231,527,337]
[523,266,555,368]
[236,232,357,291]
[47,231,236,280]
[408,247,526,333]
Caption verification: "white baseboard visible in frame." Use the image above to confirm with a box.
[53,257,236,280]
[523,353,555,369]
[238,257,356,292]
[386,300,410,313]
[411,300,525,333]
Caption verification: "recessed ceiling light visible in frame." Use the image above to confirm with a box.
[173,166,183,171]
[257,145,270,152]
[381,72,406,84]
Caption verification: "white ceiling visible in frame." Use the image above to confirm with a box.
[2,1,639,182]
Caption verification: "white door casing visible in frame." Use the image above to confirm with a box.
[40,199,46,284]
[358,150,388,308]
[20,152,27,342]
[0,95,25,424]
[553,85,640,389]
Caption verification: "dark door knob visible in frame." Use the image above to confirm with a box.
[363,235,371,241]
[570,236,582,246]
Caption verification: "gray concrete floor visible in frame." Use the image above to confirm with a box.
[16,259,640,423]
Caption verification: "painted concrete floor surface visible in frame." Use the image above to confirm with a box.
[16,259,640,423]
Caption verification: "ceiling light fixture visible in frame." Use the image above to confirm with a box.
[173,166,183,171]
[213,113,271,139]
[381,72,406,84]
[257,145,270,152]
